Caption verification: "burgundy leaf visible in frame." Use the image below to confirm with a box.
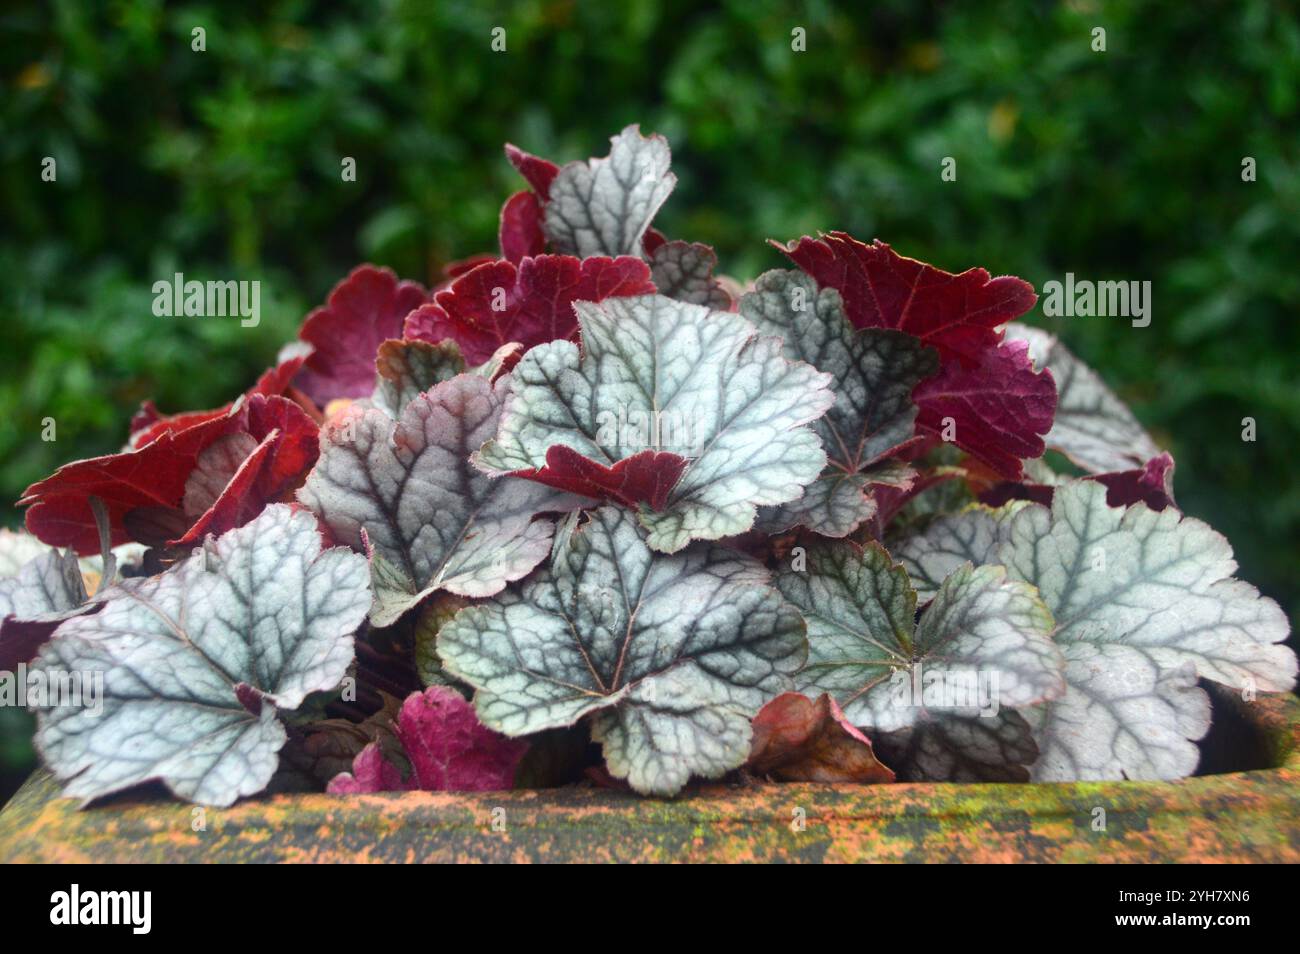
[978,479,1056,509]
[779,234,1055,479]
[913,339,1057,479]
[499,190,547,263]
[327,686,528,793]
[171,395,320,546]
[505,445,688,511]
[642,227,668,256]
[295,265,428,404]
[504,143,559,199]
[21,396,319,554]
[0,619,66,673]
[442,254,497,281]
[1094,451,1176,510]
[777,233,1037,366]
[404,254,653,365]
[129,349,310,449]
[23,412,245,553]
[982,452,1177,512]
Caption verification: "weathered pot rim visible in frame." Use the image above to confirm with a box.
[2,692,1297,863]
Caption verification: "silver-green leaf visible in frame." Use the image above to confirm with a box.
[32,505,370,806]
[894,501,1031,600]
[649,240,732,308]
[437,506,807,795]
[371,338,465,418]
[299,373,578,626]
[777,541,1063,780]
[544,125,676,258]
[475,293,835,553]
[996,480,1296,780]
[740,270,937,536]
[1006,323,1162,473]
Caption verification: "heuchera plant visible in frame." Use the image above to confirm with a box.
[4,126,1295,805]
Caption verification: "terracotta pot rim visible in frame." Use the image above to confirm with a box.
[1,691,1296,862]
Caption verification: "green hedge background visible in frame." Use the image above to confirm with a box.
[2,0,1297,800]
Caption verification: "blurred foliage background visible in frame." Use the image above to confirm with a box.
[1,0,1297,800]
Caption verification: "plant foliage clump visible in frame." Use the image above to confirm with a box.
[5,127,1293,804]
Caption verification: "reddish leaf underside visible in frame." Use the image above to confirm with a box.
[507,445,688,512]
[21,395,318,554]
[780,233,1056,479]
[499,190,547,262]
[912,339,1057,479]
[327,686,528,793]
[504,143,560,199]
[129,350,310,449]
[171,395,320,546]
[777,233,1037,365]
[441,254,497,281]
[747,692,896,784]
[403,254,654,365]
[294,265,428,404]
[1094,451,1176,510]
[981,452,1177,512]
[0,618,73,673]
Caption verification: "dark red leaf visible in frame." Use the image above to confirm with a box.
[777,233,1037,366]
[127,406,229,450]
[642,226,668,256]
[327,686,528,793]
[978,480,1056,509]
[913,339,1057,479]
[21,396,318,554]
[504,143,559,199]
[170,395,320,546]
[984,452,1177,512]
[22,411,246,553]
[0,618,66,673]
[294,265,428,404]
[509,445,687,511]
[128,349,309,449]
[499,190,547,262]
[1095,451,1176,510]
[442,254,497,281]
[404,254,653,365]
[779,234,1055,478]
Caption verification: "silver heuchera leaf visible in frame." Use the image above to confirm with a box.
[544,125,676,258]
[437,506,807,795]
[32,505,370,806]
[0,529,48,578]
[299,373,575,627]
[475,293,835,553]
[740,270,938,537]
[872,710,1040,782]
[0,547,86,621]
[894,501,1031,600]
[649,240,732,308]
[372,338,465,418]
[994,480,1297,780]
[1006,323,1161,473]
[777,541,1063,780]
